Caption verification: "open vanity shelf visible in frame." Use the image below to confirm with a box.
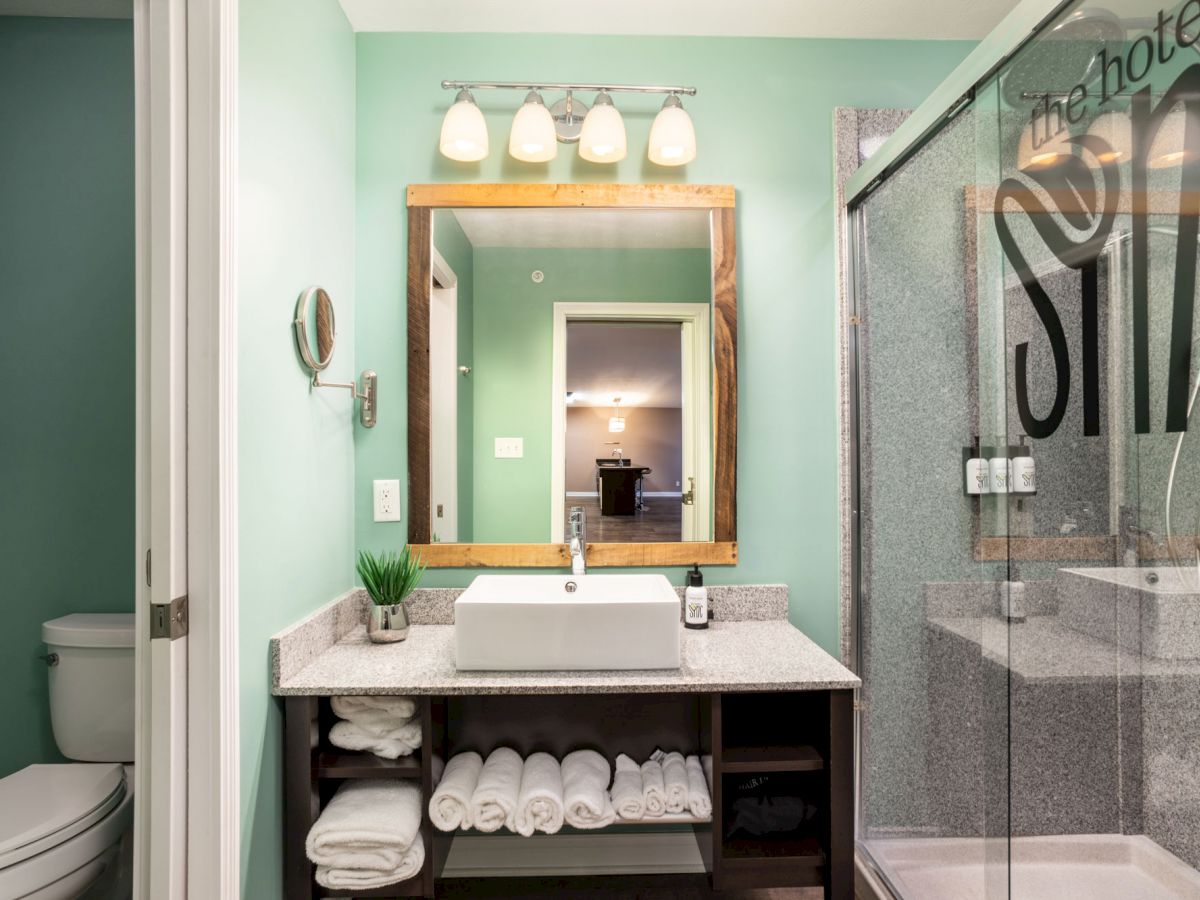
[284,689,852,899]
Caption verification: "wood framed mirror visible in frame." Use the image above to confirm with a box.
[406,183,737,567]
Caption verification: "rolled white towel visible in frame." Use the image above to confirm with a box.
[685,755,712,818]
[610,753,645,820]
[331,695,418,722]
[316,833,424,890]
[429,752,482,831]
[469,747,523,833]
[640,759,666,817]
[329,719,422,759]
[661,751,688,814]
[562,749,616,829]
[306,779,422,875]
[514,752,565,836]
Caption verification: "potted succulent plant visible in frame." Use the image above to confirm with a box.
[357,546,425,643]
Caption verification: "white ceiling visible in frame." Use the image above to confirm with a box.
[338,0,1018,40]
[0,0,130,16]
[567,322,682,408]
[451,208,710,250]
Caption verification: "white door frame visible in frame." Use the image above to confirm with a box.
[549,302,712,543]
[134,0,238,896]
[429,246,459,542]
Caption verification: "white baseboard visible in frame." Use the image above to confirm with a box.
[442,832,706,878]
[566,491,599,498]
[564,492,683,499]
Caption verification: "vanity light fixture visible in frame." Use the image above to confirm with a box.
[608,397,626,433]
[438,81,696,165]
[439,89,489,162]
[648,94,696,166]
[509,91,557,162]
[579,90,627,163]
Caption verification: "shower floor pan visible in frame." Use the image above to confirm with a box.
[862,834,1200,900]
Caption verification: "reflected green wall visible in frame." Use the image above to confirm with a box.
[470,247,710,541]
[0,17,134,780]
[238,0,356,896]
[354,33,975,653]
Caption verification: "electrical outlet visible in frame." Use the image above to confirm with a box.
[494,437,523,459]
[373,479,401,522]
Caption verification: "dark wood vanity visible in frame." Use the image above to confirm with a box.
[283,688,853,899]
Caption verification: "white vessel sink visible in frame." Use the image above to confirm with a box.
[455,573,681,671]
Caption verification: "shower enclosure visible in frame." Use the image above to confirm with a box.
[847,0,1200,897]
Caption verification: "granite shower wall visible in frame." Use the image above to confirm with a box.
[0,17,134,780]
[353,32,976,654]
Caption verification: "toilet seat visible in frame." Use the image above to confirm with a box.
[0,764,131,900]
[0,765,125,870]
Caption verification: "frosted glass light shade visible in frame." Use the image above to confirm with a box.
[648,96,696,166]
[439,91,489,162]
[608,416,626,433]
[579,92,627,163]
[509,92,557,162]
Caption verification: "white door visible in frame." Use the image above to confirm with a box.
[134,0,188,895]
[430,264,459,543]
[680,321,698,541]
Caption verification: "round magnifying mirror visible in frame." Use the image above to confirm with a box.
[294,286,336,373]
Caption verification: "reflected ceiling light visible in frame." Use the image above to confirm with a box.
[648,94,696,167]
[1016,119,1072,171]
[579,90,627,163]
[608,397,626,433]
[565,391,577,404]
[509,91,557,162]
[439,89,489,162]
[1149,106,1193,169]
[1089,110,1132,164]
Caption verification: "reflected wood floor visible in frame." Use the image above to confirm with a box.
[438,875,824,899]
[564,496,682,543]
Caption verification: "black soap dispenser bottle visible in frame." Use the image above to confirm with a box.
[684,564,709,629]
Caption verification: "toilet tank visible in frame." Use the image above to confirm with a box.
[42,614,135,762]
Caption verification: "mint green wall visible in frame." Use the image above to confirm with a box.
[431,210,475,542]
[470,247,710,541]
[238,0,356,895]
[0,17,133,780]
[354,34,974,653]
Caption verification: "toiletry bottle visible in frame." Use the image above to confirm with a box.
[684,565,708,629]
[1012,436,1036,494]
[965,439,990,495]
[988,446,1011,494]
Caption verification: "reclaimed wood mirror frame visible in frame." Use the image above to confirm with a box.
[406,183,738,568]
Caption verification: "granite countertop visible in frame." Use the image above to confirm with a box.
[271,585,860,696]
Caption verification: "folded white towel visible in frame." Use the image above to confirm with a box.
[661,751,688,814]
[315,833,424,890]
[330,695,418,722]
[514,752,565,836]
[685,755,712,818]
[430,752,481,832]
[562,749,615,829]
[329,719,422,759]
[332,708,418,739]
[610,753,645,820]
[306,779,422,877]
[470,747,523,833]
[640,759,666,817]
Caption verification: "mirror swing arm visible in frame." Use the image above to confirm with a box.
[406,183,739,569]
[292,285,379,428]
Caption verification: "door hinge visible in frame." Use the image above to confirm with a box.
[151,595,189,640]
[145,549,151,587]
[849,314,862,326]
[681,476,696,506]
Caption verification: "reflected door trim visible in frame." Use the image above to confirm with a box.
[549,302,712,543]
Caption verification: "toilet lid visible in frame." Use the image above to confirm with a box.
[0,764,125,869]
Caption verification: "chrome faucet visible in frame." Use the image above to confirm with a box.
[611,448,623,460]
[569,506,586,575]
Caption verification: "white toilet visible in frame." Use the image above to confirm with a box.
[0,614,135,899]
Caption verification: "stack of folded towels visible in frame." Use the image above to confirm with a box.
[306,779,424,889]
[610,749,712,820]
[429,746,713,835]
[329,695,421,759]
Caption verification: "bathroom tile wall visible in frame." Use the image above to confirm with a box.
[0,17,134,780]
[352,31,976,651]
[237,0,356,896]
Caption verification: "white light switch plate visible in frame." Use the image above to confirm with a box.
[494,437,523,459]
[373,479,401,522]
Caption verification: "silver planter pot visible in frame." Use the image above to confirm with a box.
[366,601,410,643]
